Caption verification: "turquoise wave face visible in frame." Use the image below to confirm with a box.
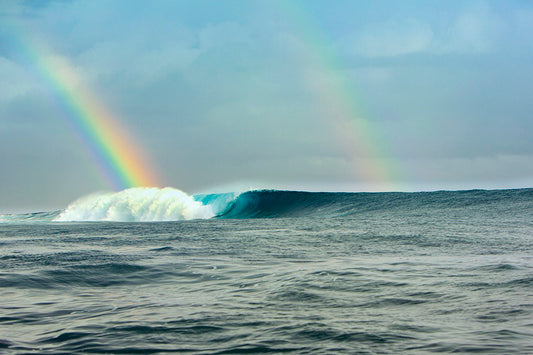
[198,188,533,219]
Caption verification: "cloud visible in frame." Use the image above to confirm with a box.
[402,154,533,190]
[432,1,504,54]
[513,7,533,32]
[336,1,504,58]
[0,57,39,104]
[338,19,434,58]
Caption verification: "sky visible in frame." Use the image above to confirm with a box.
[1,0,533,212]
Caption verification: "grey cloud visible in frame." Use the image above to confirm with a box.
[401,154,533,190]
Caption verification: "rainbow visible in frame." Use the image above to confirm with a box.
[13,34,160,191]
[274,2,402,191]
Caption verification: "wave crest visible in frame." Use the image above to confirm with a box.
[2,187,529,223]
[54,187,216,222]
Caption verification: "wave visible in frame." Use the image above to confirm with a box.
[1,187,532,223]
[214,188,533,219]
[54,187,226,222]
[0,210,61,223]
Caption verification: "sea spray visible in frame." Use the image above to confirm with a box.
[54,187,215,222]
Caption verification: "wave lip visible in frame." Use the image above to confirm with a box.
[54,187,216,222]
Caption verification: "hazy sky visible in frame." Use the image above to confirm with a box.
[1,0,533,212]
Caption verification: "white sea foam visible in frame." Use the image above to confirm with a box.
[54,187,215,222]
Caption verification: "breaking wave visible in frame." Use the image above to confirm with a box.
[54,187,229,222]
[1,187,531,223]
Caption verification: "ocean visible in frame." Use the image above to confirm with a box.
[1,188,532,353]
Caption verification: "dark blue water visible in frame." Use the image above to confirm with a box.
[1,189,532,353]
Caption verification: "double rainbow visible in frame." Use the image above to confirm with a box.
[12,3,400,192]
[14,35,160,191]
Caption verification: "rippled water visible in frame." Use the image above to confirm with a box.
[1,192,533,353]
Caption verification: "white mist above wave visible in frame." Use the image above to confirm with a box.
[54,187,218,222]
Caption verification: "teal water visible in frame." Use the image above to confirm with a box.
[1,189,532,353]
